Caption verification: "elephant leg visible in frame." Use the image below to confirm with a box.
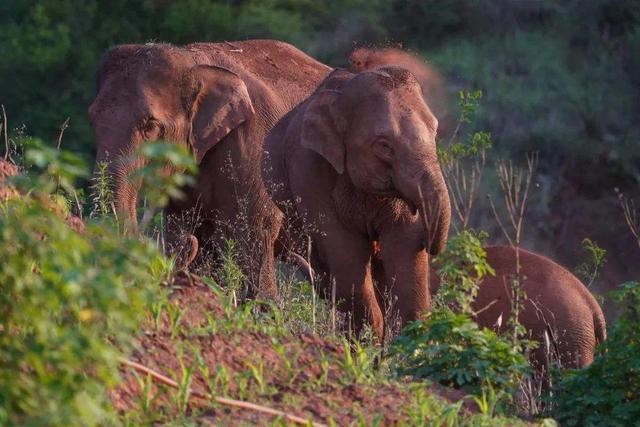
[255,206,283,300]
[314,223,383,339]
[377,225,430,328]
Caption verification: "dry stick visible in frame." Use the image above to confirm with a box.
[487,195,514,247]
[119,358,324,426]
[56,117,70,150]
[331,277,337,336]
[445,150,486,230]
[617,191,640,250]
[289,251,315,279]
[2,105,8,160]
[488,153,538,346]
[472,298,500,317]
[308,235,317,334]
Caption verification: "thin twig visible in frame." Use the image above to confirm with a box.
[472,298,500,317]
[119,358,323,426]
[445,117,463,149]
[56,117,70,150]
[331,277,337,336]
[487,153,538,346]
[443,149,486,230]
[2,105,9,161]
[308,235,316,333]
[487,194,514,247]
[616,189,640,250]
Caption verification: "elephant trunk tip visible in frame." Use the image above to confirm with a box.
[416,178,451,256]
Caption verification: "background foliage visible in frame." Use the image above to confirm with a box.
[552,281,640,426]
[1,0,638,163]
[1,0,639,309]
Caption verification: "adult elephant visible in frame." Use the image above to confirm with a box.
[429,245,607,371]
[88,40,331,299]
[263,67,452,338]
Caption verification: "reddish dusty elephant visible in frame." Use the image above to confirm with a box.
[263,67,451,338]
[430,245,607,370]
[89,40,330,298]
[349,47,452,139]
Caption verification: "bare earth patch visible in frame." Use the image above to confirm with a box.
[111,273,480,425]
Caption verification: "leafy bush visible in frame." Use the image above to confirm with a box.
[0,197,165,425]
[431,229,495,314]
[392,309,531,396]
[128,141,197,232]
[0,141,178,425]
[553,281,640,426]
[391,231,531,396]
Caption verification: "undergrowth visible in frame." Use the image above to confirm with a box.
[0,143,170,425]
[0,119,626,426]
[391,231,531,403]
[552,281,640,426]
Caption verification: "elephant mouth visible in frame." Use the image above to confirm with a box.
[406,199,418,215]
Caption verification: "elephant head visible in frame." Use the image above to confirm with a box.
[88,44,254,229]
[300,67,451,254]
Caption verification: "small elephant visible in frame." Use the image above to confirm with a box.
[430,245,607,370]
[349,47,452,138]
[89,40,331,298]
[263,67,452,337]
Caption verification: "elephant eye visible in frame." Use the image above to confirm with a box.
[141,119,163,141]
[374,138,393,160]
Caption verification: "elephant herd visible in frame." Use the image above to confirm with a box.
[88,39,606,375]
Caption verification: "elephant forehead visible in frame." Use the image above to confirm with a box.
[92,71,181,120]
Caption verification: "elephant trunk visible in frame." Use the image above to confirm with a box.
[93,152,140,233]
[113,172,139,233]
[401,167,451,255]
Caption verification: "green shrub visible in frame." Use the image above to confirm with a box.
[431,230,494,315]
[0,196,164,425]
[0,140,178,425]
[391,309,531,396]
[391,231,530,396]
[553,281,640,426]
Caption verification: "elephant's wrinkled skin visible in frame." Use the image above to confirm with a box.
[263,68,451,337]
[430,245,607,370]
[89,40,330,298]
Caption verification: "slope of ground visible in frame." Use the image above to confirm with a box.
[111,272,543,426]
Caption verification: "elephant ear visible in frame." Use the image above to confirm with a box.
[183,65,255,162]
[300,69,352,174]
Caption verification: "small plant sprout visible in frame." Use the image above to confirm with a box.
[166,301,185,339]
[214,363,231,397]
[150,298,166,332]
[132,370,158,418]
[438,90,493,231]
[90,161,115,218]
[169,351,195,416]
[246,360,267,395]
[575,238,607,288]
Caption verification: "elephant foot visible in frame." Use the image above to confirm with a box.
[257,229,279,300]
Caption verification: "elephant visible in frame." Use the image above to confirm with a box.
[88,40,331,299]
[262,67,452,338]
[429,245,607,371]
[349,47,452,139]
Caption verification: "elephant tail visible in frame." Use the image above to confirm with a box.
[592,302,607,345]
